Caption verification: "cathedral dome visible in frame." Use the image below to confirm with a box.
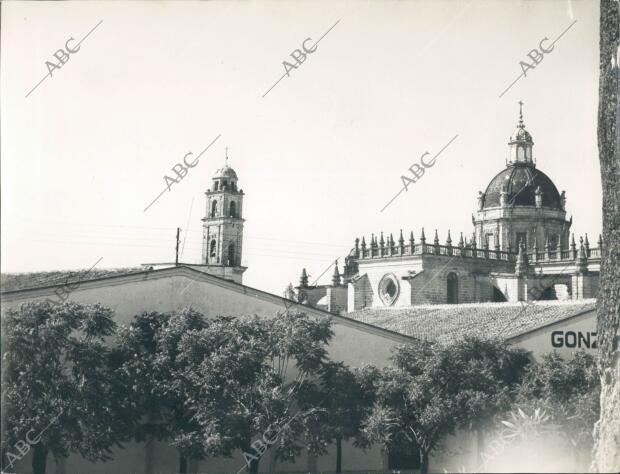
[482,163,562,209]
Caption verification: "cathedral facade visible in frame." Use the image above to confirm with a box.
[0,107,604,474]
[296,106,602,313]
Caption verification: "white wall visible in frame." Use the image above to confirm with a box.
[1,268,408,474]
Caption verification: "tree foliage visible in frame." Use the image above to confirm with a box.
[296,361,373,473]
[175,311,333,473]
[516,351,600,458]
[115,307,208,472]
[2,301,128,474]
[117,308,333,473]
[360,337,530,474]
[3,301,602,474]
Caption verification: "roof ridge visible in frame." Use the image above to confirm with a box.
[354,299,596,312]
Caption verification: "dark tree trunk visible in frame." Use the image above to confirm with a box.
[32,444,48,474]
[179,455,188,474]
[249,457,259,474]
[335,436,342,473]
[242,442,260,474]
[54,454,66,474]
[419,448,429,474]
[592,0,620,472]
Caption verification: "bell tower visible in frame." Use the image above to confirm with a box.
[201,149,247,283]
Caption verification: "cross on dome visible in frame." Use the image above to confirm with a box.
[509,100,533,146]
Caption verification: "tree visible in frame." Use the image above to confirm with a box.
[361,341,454,474]
[593,0,620,471]
[2,301,125,474]
[298,361,369,473]
[115,307,207,473]
[517,351,600,470]
[361,338,529,474]
[175,315,286,474]
[445,337,530,465]
[177,311,333,474]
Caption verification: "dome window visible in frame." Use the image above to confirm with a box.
[549,234,559,250]
[486,233,495,249]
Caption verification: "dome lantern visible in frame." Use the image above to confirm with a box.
[212,147,239,192]
[508,101,534,165]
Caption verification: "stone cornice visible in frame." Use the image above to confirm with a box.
[474,206,568,222]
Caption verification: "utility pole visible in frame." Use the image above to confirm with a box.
[175,227,181,266]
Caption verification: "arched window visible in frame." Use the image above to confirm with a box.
[211,200,217,218]
[540,286,557,300]
[493,286,507,302]
[447,272,458,304]
[549,234,559,250]
[209,239,217,258]
[230,201,237,218]
[214,181,219,191]
[227,243,235,266]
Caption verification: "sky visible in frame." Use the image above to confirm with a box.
[1,0,601,295]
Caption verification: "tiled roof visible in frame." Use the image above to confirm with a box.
[0,268,144,293]
[346,300,597,345]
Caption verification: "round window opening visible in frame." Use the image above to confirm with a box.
[379,274,400,306]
